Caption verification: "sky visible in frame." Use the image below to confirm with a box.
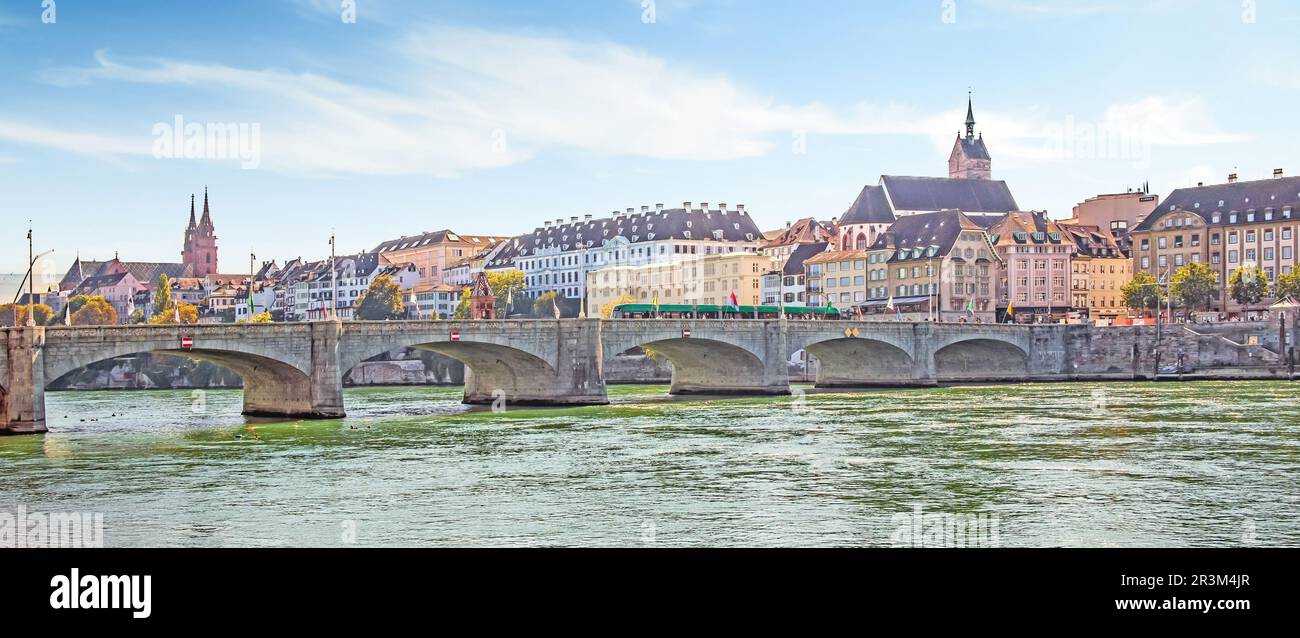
[1,0,1297,285]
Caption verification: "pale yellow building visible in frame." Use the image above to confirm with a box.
[587,251,773,310]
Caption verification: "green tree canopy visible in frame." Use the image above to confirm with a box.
[1274,270,1300,302]
[486,270,526,317]
[1228,265,1270,308]
[0,303,54,326]
[534,290,559,319]
[152,274,174,320]
[71,296,118,325]
[1170,262,1219,311]
[354,274,406,320]
[148,301,199,324]
[453,287,472,320]
[1120,271,1164,312]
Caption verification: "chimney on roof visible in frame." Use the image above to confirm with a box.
[1198,182,1204,187]
[683,201,692,210]
[1228,173,1238,184]
[700,202,709,211]
[719,203,727,211]
[641,205,649,213]
[737,204,745,214]
[786,221,792,230]
[544,220,552,227]
[626,208,634,215]
[656,203,664,212]
[570,216,578,223]
[584,214,593,221]
[831,216,838,226]
[1275,168,1284,178]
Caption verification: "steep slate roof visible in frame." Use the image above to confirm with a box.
[870,210,987,264]
[59,258,105,289]
[988,211,1066,246]
[840,185,896,225]
[1058,223,1127,259]
[72,272,134,295]
[954,135,991,161]
[92,260,192,287]
[373,230,508,254]
[783,241,829,275]
[487,206,764,270]
[881,175,1019,214]
[763,217,836,247]
[1133,176,1300,232]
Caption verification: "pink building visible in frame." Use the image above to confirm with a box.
[989,212,1077,322]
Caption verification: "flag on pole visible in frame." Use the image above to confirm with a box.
[64,303,72,326]
[728,291,740,312]
[885,295,895,311]
[173,303,181,324]
[652,291,660,318]
[578,298,586,320]
[966,297,976,316]
[552,294,561,320]
[1004,302,1014,323]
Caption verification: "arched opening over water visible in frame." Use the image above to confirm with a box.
[934,338,1028,382]
[628,338,785,395]
[803,337,918,387]
[45,349,325,419]
[342,341,562,406]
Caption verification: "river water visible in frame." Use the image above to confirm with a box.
[2,382,1296,547]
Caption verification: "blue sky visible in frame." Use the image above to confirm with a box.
[2,0,1297,281]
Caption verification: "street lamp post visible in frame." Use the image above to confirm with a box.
[329,233,338,321]
[26,223,35,326]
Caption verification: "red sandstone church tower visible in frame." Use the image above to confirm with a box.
[182,188,219,277]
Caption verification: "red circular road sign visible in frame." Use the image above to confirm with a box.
[682,329,691,338]
[180,336,194,350]
[450,331,461,342]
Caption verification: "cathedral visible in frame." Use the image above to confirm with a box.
[182,188,219,276]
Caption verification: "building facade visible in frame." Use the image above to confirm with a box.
[989,212,1077,321]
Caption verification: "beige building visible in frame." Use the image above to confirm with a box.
[804,249,868,309]
[1068,190,1160,236]
[587,251,773,311]
[1059,223,1131,322]
[373,230,507,287]
[1129,173,1299,318]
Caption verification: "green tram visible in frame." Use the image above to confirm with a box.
[610,303,841,320]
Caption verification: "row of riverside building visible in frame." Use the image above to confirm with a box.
[45,99,1300,324]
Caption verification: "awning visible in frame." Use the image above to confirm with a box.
[859,296,930,308]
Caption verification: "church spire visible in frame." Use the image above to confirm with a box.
[200,186,212,227]
[188,194,197,228]
[965,92,976,138]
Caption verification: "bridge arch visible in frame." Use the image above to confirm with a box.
[934,338,1029,382]
[601,321,787,395]
[337,321,605,406]
[801,337,920,387]
[41,325,335,419]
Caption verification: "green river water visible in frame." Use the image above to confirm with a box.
[2,382,1296,547]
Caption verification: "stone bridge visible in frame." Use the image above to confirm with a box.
[1,319,1082,434]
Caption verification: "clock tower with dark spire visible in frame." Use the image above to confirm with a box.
[182,187,219,276]
[948,94,992,180]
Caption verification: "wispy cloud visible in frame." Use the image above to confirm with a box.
[4,26,1244,177]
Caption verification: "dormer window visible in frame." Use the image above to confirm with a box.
[683,231,692,239]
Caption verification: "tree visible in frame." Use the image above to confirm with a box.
[486,270,526,317]
[148,301,199,324]
[452,288,472,319]
[70,296,118,325]
[248,312,274,324]
[152,274,174,319]
[129,308,146,324]
[1170,262,1219,311]
[1121,271,1164,315]
[0,303,54,326]
[1274,270,1300,302]
[1229,265,1270,308]
[66,295,96,315]
[600,293,635,319]
[534,290,559,319]
[354,274,405,320]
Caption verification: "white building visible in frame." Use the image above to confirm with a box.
[485,203,766,302]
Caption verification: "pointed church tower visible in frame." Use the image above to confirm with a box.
[949,93,992,180]
[182,188,219,276]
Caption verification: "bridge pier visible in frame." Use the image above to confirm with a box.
[1,327,47,435]
[240,321,346,419]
